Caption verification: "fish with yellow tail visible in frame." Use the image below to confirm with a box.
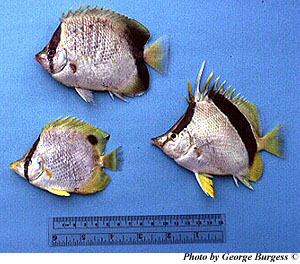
[10,117,123,196]
[151,62,283,198]
[35,5,169,103]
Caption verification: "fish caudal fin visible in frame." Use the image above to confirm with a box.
[260,125,283,157]
[102,147,123,171]
[194,173,215,198]
[144,36,169,73]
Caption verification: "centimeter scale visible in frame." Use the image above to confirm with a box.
[49,214,226,247]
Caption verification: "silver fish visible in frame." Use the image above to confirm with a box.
[10,116,122,196]
[35,5,169,103]
[152,62,283,198]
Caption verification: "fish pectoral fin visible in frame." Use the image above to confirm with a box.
[194,173,215,198]
[46,188,71,196]
[75,88,95,104]
[40,157,53,179]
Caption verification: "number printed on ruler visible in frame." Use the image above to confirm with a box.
[48,214,226,247]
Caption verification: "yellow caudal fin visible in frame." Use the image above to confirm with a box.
[247,152,264,182]
[260,125,283,157]
[101,147,123,171]
[194,173,215,198]
[144,36,169,73]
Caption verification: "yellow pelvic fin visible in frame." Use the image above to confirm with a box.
[46,188,70,197]
[247,152,264,182]
[194,173,214,198]
[76,167,111,194]
[144,36,169,73]
[101,147,123,171]
[259,124,283,157]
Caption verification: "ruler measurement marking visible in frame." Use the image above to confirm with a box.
[49,214,225,247]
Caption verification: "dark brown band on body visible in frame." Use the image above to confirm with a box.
[208,90,257,166]
[48,23,62,73]
[24,135,40,181]
[48,23,62,51]
[172,102,196,135]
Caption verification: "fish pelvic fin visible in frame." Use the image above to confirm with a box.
[247,152,264,182]
[46,188,71,196]
[75,88,95,104]
[194,173,215,198]
[77,167,112,194]
[259,124,283,158]
[144,36,169,73]
[101,147,123,171]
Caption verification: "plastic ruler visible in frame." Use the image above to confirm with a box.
[48,214,226,247]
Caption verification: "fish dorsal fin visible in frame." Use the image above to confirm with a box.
[61,5,150,47]
[41,116,110,153]
[232,96,261,136]
[189,61,261,136]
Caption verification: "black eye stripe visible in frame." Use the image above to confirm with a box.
[48,23,62,51]
[24,135,40,181]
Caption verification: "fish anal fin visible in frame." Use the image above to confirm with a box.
[235,175,254,190]
[120,67,149,96]
[194,173,215,198]
[77,167,111,194]
[75,88,95,104]
[247,152,264,182]
[46,188,71,196]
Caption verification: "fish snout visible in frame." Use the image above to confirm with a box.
[151,137,164,148]
[35,51,43,63]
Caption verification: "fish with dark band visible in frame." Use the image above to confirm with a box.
[35,5,169,103]
[151,62,283,198]
[10,117,122,196]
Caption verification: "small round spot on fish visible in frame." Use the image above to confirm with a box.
[87,135,98,145]
[89,24,93,29]
[70,63,77,73]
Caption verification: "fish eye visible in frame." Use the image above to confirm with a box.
[47,49,56,58]
[170,133,178,140]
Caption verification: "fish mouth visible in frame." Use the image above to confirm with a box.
[151,137,164,149]
[10,160,20,170]
[35,51,44,64]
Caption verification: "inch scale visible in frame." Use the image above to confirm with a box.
[49,214,226,247]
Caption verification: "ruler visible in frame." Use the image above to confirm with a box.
[49,214,225,247]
